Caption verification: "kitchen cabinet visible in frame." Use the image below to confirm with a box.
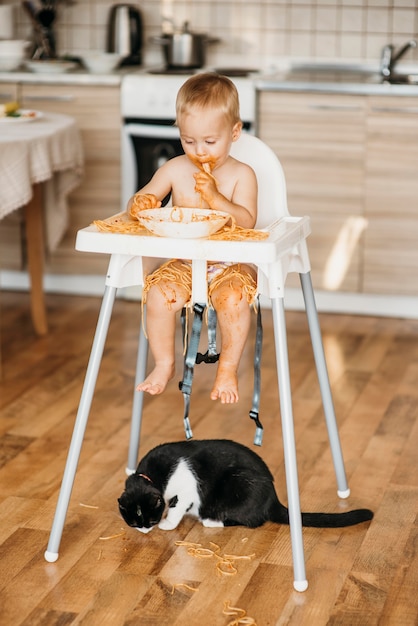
[258,90,418,297]
[364,96,418,295]
[0,83,120,275]
[258,91,366,292]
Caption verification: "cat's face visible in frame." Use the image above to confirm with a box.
[118,478,165,533]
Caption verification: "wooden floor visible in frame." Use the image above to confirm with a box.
[0,290,417,626]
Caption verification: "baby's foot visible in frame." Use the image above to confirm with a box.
[210,364,239,404]
[136,363,174,395]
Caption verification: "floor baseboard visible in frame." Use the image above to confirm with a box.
[1,270,417,319]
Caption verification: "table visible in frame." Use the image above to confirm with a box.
[0,111,83,335]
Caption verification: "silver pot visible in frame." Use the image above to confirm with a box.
[153,22,219,69]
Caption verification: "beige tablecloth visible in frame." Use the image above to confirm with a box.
[0,111,83,250]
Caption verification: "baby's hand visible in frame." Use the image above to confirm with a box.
[130,193,161,219]
[193,170,218,206]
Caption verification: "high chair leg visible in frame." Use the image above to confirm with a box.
[271,296,308,592]
[44,285,117,563]
[126,310,148,474]
[299,272,350,498]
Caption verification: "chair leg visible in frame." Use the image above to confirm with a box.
[44,285,117,563]
[126,309,149,474]
[271,297,308,592]
[299,272,350,498]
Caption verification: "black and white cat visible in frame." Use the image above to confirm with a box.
[118,439,373,534]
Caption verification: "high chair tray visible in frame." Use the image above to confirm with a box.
[76,215,311,265]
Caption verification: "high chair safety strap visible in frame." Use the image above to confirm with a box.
[249,298,264,446]
[179,300,263,446]
[179,304,220,439]
[196,307,219,364]
[178,302,207,439]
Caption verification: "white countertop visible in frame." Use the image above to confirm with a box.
[255,69,418,96]
[0,67,129,86]
[1,63,418,96]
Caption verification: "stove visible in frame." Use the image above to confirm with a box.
[121,70,257,123]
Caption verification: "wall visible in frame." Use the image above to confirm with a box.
[8,0,418,70]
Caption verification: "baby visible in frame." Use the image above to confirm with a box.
[128,72,258,404]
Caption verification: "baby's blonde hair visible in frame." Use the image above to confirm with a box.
[175,72,242,127]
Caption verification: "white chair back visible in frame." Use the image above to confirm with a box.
[230,133,289,228]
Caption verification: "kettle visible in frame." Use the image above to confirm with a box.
[107,4,143,66]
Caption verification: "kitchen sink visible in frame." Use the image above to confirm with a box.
[282,62,418,86]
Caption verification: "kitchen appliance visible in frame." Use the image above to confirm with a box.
[152,22,219,69]
[22,0,57,59]
[107,4,143,66]
[120,72,257,211]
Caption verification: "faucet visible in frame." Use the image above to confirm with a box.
[380,39,417,77]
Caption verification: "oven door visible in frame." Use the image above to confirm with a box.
[121,122,184,211]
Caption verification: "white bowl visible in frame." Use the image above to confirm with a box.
[0,39,29,55]
[137,207,230,239]
[25,60,78,74]
[80,52,122,74]
[0,40,29,71]
[0,55,24,71]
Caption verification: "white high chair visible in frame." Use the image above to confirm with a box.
[44,134,350,591]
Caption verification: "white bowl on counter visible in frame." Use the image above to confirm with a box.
[79,51,123,74]
[25,59,78,74]
[0,56,24,71]
[0,39,30,71]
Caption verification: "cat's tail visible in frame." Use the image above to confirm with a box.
[270,500,373,528]
[300,508,373,528]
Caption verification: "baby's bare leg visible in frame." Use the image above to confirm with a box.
[137,270,189,395]
[209,266,256,403]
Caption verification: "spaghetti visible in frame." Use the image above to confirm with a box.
[93,211,268,242]
[99,531,126,541]
[208,217,268,242]
[223,601,258,626]
[174,540,255,578]
[141,259,257,319]
[169,583,199,595]
[93,212,149,235]
[141,259,192,310]
[207,263,257,309]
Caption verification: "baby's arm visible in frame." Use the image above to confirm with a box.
[194,161,257,229]
[127,159,177,219]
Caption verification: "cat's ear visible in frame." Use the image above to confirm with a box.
[118,495,131,511]
[125,475,138,489]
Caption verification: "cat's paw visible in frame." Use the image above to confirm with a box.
[202,518,224,528]
[158,518,179,531]
[136,526,154,534]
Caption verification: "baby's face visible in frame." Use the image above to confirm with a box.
[178,106,240,171]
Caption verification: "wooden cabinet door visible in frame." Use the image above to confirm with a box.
[364,97,418,295]
[20,83,121,275]
[0,81,18,104]
[258,91,366,292]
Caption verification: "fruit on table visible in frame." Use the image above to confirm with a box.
[0,101,20,116]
